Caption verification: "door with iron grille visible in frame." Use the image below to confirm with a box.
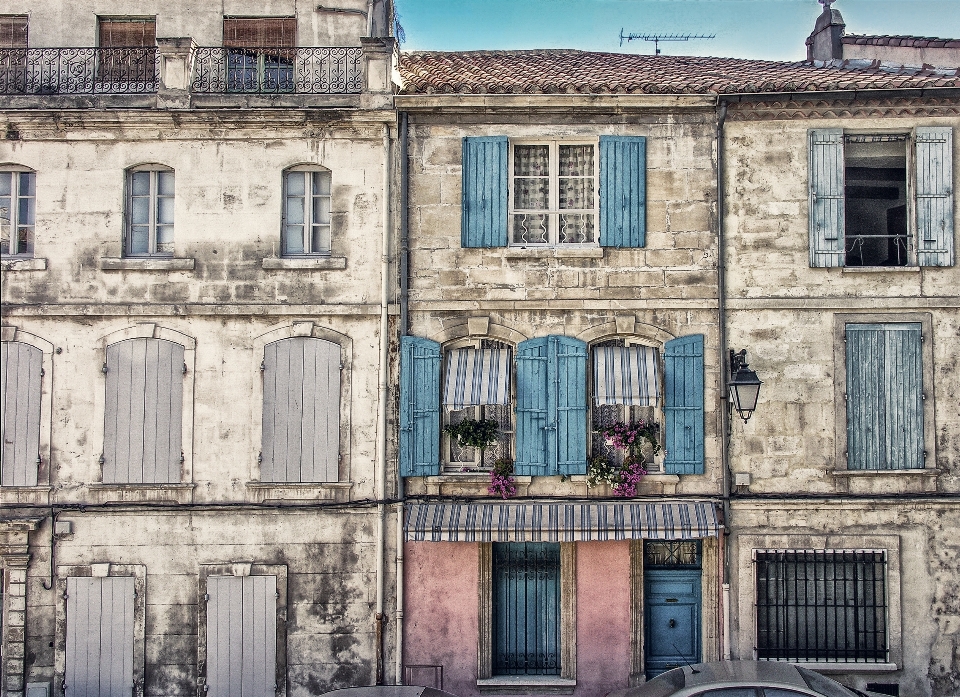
[644,541,702,679]
[493,542,561,675]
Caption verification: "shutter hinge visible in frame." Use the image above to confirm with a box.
[340,363,344,371]
[183,363,188,374]
[63,591,68,599]
[40,367,45,377]
[338,453,343,463]
[275,591,280,598]
[258,452,263,464]
[36,454,42,465]
[102,363,108,373]
[260,361,265,372]
[99,454,105,465]
[180,452,185,463]
[922,393,927,400]
[204,593,210,602]
[843,392,847,400]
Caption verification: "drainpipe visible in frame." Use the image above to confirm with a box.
[375,123,392,685]
[396,110,410,685]
[715,98,732,661]
[366,0,376,36]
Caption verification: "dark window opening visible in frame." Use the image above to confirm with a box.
[844,135,908,267]
[755,550,888,663]
[222,17,296,93]
[97,18,157,84]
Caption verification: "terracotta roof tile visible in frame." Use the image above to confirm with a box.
[842,34,960,49]
[397,49,960,95]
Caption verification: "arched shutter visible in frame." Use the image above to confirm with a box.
[599,135,647,248]
[462,136,508,248]
[916,127,955,267]
[262,337,341,483]
[808,129,846,267]
[514,338,550,476]
[555,336,588,476]
[103,338,183,484]
[1,341,42,486]
[663,335,705,475]
[399,336,441,477]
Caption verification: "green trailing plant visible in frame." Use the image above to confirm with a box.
[443,418,500,461]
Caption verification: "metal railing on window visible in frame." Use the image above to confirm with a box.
[755,550,888,663]
[191,46,363,94]
[0,48,158,95]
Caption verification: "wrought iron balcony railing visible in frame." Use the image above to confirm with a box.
[0,47,159,95]
[191,46,363,94]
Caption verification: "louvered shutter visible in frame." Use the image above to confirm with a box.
[599,136,647,248]
[462,137,508,248]
[554,337,588,476]
[103,338,183,484]
[663,335,705,475]
[222,18,296,47]
[0,16,28,48]
[399,336,441,477]
[915,127,955,267]
[207,575,278,697]
[514,338,550,476]
[846,324,923,470]
[98,19,156,47]
[1,341,42,486]
[262,338,340,483]
[809,129,846,267]
[65,576,135,697]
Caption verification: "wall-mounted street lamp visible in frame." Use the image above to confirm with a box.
[729,349,763,422]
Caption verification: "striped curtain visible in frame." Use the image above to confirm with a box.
[593,345,658,406]
[443,348,511,410]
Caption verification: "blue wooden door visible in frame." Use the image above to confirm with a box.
[644,569,701,678]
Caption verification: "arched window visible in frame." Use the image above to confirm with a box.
[125,165,174,257]
[0,167,36,257]
[282,166,332,256]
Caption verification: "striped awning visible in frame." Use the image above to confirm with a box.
[443,348,511,410]
[404,500,722,542]
[593,345,659,406]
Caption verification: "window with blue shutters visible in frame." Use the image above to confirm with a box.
[809,127,954,267]
[663,335,705,475]
[845,323,924,471]
[399,336,442,477]
[462,136,647,249]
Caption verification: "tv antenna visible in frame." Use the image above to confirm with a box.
[619,31,716,55]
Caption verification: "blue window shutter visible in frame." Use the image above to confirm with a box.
[915,127,955,267]
[554,336,588,476]
[399,336,441,477]
[663,335,705,475]
[515,338,550,476]
[462,136,508,248]
[808,129,845,267]
[599,136,646,248]
[846,324,923,470]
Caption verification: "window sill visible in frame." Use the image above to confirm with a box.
[262,256,347,270]
[1,257,47,271]
[770,662,898,674]
[832,467,938,493]
[88,483,195,504]
[477,676,576,695]
[246,481,352,503]
[100,257,196,271]
[840,266,920,273]
[0,485,52,506]
[502,247,604,259]
[832,468,938,476]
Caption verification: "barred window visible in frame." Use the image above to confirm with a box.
[755,550,888,663]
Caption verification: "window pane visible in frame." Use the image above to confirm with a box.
[514,145,548,176]
[312,171,331,196]
[512,213,548,245]
[285,171,305,196]
[129,226,149,254]
[131,197,150,225]
[15,223,33,254]
[559,145,594,176]
[285,195,305,225]
[156,171,174,196]
[311,225,331,254]
[156,225,174,253]
[0,172,10,196]
[18,171,34,196]
[0,209,10,254]
[131,171,150,196]
[283,225,304,254]
[156,196,174,225]
[559,177,594,210]
[559,213,595,244]
[514,177,548,210]
[313,195,331,225]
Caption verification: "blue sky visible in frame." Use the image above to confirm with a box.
[396,0,960,62]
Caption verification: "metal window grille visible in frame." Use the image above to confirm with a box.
[644,540,701,569]
[755,550,888,663]
[493,543,561,676]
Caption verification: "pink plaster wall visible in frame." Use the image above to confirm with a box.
[404,543,480,697]
[576,542,633,696]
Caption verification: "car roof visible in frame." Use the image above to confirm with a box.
[683,661,808,689]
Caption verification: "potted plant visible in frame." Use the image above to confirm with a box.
[443,418,500,463]
[589,420,662,497]
[488,456,517,499]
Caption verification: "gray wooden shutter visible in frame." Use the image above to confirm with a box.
[916,126,955,267]
[599,135,647,248]
[65,576,135,697]
[262,338,340,483]
[809,129,846,267]
[1,341,42,486]
[103,338,183,484]
[207,575,278,697]
[462,136,508,248]
[846,323,923,470]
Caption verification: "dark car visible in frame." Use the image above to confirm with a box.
[324,687,459,697]
[606,661,889,697]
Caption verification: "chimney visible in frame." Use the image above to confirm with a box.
[806,0,845,61]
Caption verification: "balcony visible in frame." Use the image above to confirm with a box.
[0,45,365,96]
[0,47,158,94]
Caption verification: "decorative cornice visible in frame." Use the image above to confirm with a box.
[728,96,960,120]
